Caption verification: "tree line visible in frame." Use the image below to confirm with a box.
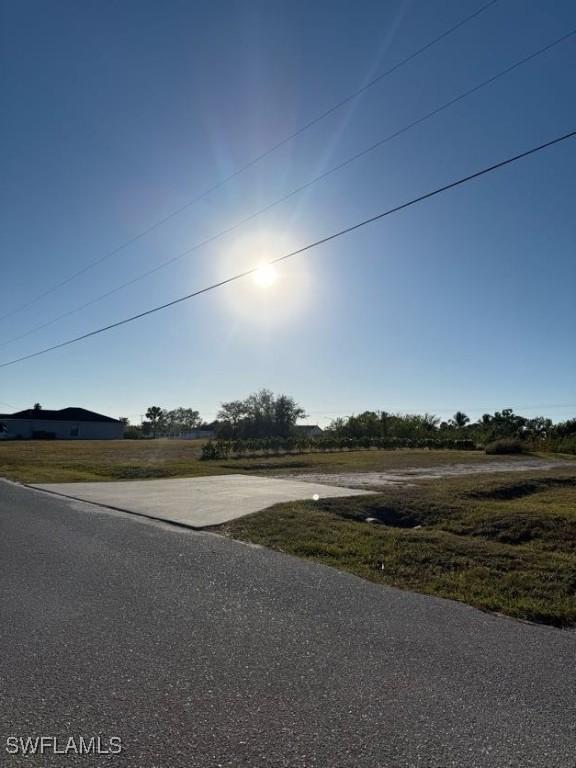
[122,407,205,438]
[323,409,576,453]
[120,391,576,455]
[122,390,305,440]
[215,390,305,439]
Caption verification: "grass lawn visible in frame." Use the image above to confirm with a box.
[0,440,564,483]
[217,467,576,627]
[0,439,228,483]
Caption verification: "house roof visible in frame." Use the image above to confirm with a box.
[2,407,120,423]
[295,424,323,433]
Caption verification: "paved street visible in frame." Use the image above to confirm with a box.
[1,479,575,768]
[31,474,370,527]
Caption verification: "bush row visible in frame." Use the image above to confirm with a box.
[484,438,525,455]
[201,436,477,460]
[539,436,576,455]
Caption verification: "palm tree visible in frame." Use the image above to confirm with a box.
[452,411,470,428]
[145,406,164,438]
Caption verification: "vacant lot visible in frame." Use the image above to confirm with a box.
[219,467,576,627]
[0,439,568,483]
[3,440,575,625]
[0,439,225,483]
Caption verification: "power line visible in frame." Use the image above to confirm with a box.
[1,127,574,371]
[306,404,576,416]
[3,27,574,350]
[0,0,500,325]
[0,400,19,410]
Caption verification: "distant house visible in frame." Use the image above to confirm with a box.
[170,429,215,440]
[294,424,324,439]
[0,407,124,440]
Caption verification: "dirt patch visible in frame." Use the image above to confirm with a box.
[467,476,576,501]
[317,496,429,528]
[280,458,572,490]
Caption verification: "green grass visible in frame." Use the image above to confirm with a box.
[217,468,576,627]
[0,439,228,483]
[0,441,544,483]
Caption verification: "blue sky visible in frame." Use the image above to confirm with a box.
[1,0,575,426]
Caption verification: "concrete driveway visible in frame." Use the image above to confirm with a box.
[31,474,370,527]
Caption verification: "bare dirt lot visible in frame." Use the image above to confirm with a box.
[280,457,572,489]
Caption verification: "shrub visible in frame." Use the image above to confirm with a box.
[545,436,576,455]
[454,439,476,451]
[485,438,525,455]
[558,437,576,455]
[201,441,223,460]
[199,436,484,460]
[123,426,143,439]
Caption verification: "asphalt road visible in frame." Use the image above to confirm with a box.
[1,480,575,768]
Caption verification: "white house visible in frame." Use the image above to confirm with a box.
[0,407,124,440]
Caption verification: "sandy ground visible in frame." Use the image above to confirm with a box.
[280,457,573,489]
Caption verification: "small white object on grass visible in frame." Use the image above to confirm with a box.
[312,494,320,501]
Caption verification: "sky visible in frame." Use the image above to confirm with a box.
[0,0,575,427]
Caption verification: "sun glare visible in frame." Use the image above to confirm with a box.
[219,231,310,324]
[253,263,278,288]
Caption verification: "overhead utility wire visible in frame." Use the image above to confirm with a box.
[3,27,573,350]
[0,0,500,324]
[305,403,576,416]
[0,127,574,370]
[0,400,19,410]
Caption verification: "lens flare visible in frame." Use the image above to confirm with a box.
[253,263,278,288]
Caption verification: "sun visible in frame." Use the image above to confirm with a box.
[218,231,310,324]
[253,263,278,288]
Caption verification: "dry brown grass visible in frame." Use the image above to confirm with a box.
[0,439,227,483]
[0,441,558,484]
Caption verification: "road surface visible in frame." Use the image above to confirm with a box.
[1,480,575,767]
